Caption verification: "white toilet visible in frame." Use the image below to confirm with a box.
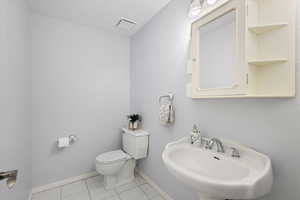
[96,128,149,189]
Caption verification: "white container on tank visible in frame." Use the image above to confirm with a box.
[122,128,149,159]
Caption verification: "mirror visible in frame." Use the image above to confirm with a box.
[198,10,236,89]
[191,0,246,98]
[190,0,251,98]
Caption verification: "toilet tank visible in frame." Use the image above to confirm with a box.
[122,128,149,159]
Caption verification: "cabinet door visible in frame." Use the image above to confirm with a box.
[191,0,247,98]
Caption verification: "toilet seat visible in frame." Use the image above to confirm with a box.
[96,150,131,164]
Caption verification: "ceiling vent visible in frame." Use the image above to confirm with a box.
[116,18,137,30]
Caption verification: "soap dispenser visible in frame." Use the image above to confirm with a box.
[190,124,200,144]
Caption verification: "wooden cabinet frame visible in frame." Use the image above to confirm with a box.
[188,0,296,99]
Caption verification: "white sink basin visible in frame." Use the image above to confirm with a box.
[162,137,273,200]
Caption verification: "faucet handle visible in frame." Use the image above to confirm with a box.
[230,147,240,158]
[200,136,209,147]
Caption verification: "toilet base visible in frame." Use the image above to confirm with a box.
[103,159,136,190]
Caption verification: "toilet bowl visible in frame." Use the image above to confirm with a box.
[96,150,129,175]
[95,128,149,189]
[96,150,136,189]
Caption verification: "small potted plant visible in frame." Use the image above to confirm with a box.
[127,114,142,130]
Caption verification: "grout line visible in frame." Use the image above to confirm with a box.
[136,170,173,200]
[117,192,122,200]
[33,174,164,200]
[31,172,99,194]
[138,181,165,200]
[32,186,62,195]
[139,185,151,200]
[115,186,136,195]
[114,181,140,195]
[138,181,162,200]
[60,187,62,200]
[84,180,92,200]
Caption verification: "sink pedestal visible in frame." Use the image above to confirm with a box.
[198,194,224,200]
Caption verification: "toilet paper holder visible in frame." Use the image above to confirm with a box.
[56,135,78,146]
[68,135,78,143]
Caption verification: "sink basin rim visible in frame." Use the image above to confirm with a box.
[162,144,262,187]
[162,137,273,199]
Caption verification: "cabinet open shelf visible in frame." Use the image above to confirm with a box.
[248,58,288,66]
[189,94,294,99]
[248,23,288,34]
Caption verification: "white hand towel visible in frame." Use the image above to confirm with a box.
[159,103,175,124]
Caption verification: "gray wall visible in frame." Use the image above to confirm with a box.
[31,14,130,187]
[131,0,300,199]
[0,0,32,199]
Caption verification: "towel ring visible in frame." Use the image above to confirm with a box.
[159,93,174,104]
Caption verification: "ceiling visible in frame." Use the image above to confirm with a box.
[29,0,172,36]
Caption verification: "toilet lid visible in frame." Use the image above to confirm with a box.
[96,150,130,164]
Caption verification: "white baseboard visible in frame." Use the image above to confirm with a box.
[28,191,32,200]
[30,169,174,200]
[135,168,175,200]
[31,171,99,195]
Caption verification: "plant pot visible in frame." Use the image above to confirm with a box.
[128,121,139,130]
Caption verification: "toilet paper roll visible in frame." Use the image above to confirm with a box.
[57,137,70,148]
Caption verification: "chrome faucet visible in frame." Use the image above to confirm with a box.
[206,138,225,153]
[230,147,240,158]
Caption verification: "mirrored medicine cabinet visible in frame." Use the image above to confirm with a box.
[186,0,296,99]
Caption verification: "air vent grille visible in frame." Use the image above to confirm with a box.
[116,18,137,30]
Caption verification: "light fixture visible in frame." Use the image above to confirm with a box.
[188,0,202,18]
[207,0,218,5]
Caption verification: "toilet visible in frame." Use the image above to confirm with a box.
[96,128,149,189]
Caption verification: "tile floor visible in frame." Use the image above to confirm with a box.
[32,173,166,200]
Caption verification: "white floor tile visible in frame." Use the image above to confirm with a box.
[140,184,159,199]
[104,196,121,200]
[62,192,90,200]
[32,172,165,200]
[114,181,138,193]
[119,187,148,200]
[88,184,117,200]
[62,181,88,195]
[61,181,89,200]
[31,188,60,200]
[134,175,147,185]
[151,196,165,200]
[86,175,105,190]
[91,189,118,200]
[86,175,119,200]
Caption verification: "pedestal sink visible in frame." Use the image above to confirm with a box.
[162,137,273,200]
